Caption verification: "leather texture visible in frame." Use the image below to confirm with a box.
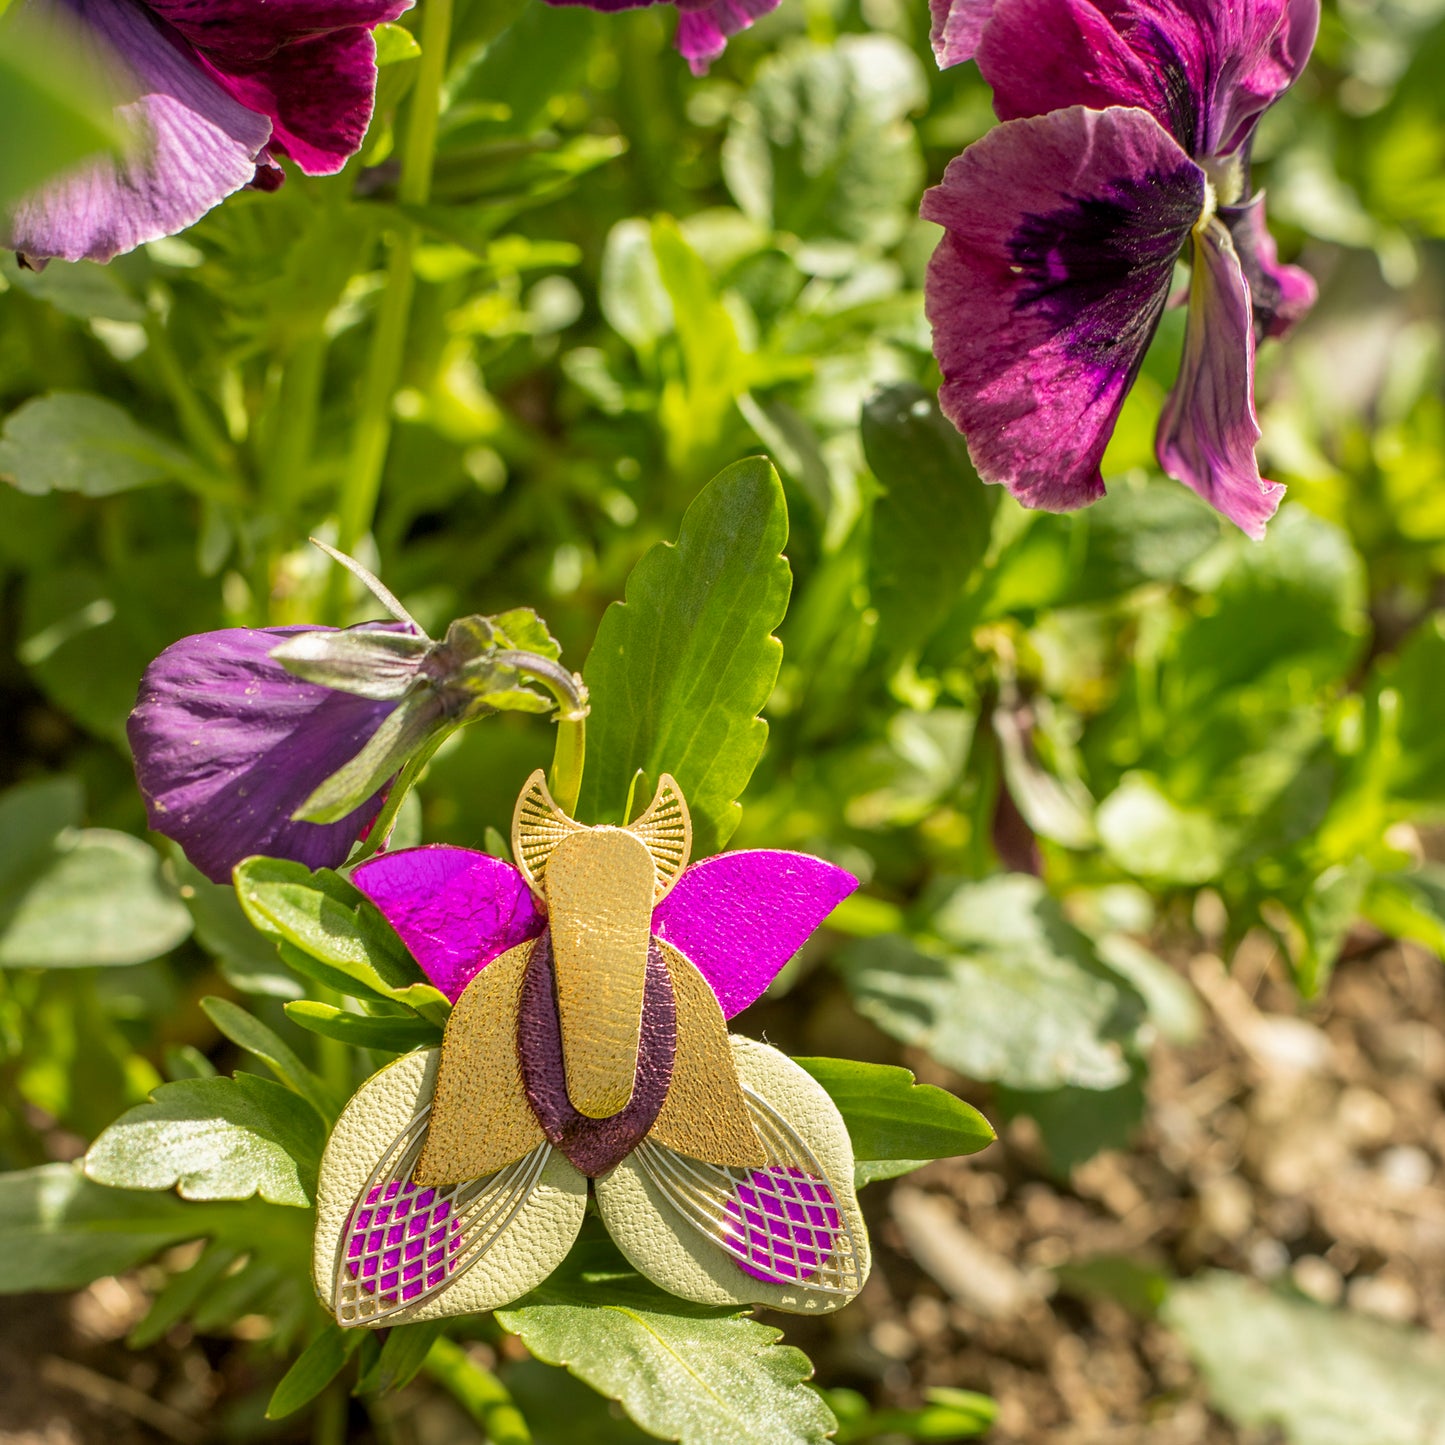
[649,942,765,1167]
[518,933,676,1177]
[545,828,657,1117]
[313,1047,586,1326]
[414,940,545,1186]
[593,1036,870,1313]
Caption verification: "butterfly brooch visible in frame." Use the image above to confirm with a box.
[312,770,869,1326]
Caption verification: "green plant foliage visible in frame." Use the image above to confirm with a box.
[839,874,1146,1092]
[0,780,191,969]
[795,1056,994,1181]
[0,1163,304,1293]
[268,1326,366,1419]
[578,457,790,850]
[496,1235,837,1445]
[84,1074,326,1206]
[234,859,451,1022]
[1165,1273,1445,1445]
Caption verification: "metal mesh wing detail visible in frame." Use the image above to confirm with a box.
[511,769,584,898]
[333,1103,553,1326]
[631,1086,864,1297]
[625,773,692,903]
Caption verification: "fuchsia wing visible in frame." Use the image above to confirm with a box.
[651,851,858,1019]
[352,847,544,1003]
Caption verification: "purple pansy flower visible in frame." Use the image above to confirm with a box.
[921,0,1319,537]
[541,0,780,75]
[128,624,406,884]
[3,0,411,266]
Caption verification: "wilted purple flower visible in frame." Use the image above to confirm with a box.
[3,0,412,266]
[922,0,1319,538]
[128,625,406,884]
[541,0,780,75]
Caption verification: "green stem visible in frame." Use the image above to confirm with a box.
[490,650,589,815]
[144,312,242,489]
[348,728,450,866]
[424,1338,531,1445]
[311,1376,348,1445]
[332,0,454,597]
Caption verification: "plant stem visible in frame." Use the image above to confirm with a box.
[332,0,454,597]
[424,1337,531,1445]
[348,728,450,866]
[490,650,589,815]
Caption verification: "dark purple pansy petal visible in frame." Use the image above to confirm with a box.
[672,0,781,74]
[3,0,271,265]
[127,625,399,884]
[351,847,544,1002]
[191,26,395,175]
[977,0,1306,159]
[1222,192,1316,343]
[929,0,995,68]
[143,0,413,63]
[539,0,658,14]
[922,105,1205,512]
[650,851,857,1019]
[1156,218,1284,539]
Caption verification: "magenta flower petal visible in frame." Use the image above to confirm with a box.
[147,0,414,174]
[1157,219,1284,540]
[922,105,1206,512]
[673,0,781,74]
[127,626,397,884]
[977,0,1307,157]
[929,0,995,68]
[351,847,544,1002]
[143,0,413,61]
[1223,192,1316,342]
[650,851,857,1020]
[191,26,395,174]
[3,0,271,265]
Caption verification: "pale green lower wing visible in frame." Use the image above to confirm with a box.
[594,1037,871,1313]
[314,1048,587,1326]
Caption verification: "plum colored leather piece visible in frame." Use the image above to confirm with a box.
[352,846,544,1002]
[650,851,858,1019]
[517,933,676,1178]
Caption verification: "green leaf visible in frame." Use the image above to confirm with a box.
[1371,615,1445,811]
[1096,773,1232,886]
[174,855,300,999]
[828,1386,998,1442]
[360,1320,449,1396]
[497,1235,836,1445]
[600,219,673,351]
[234,858,451,1022]
[284,1000,443,1052]
[0,827,192,968]
[1164,1272,1445,1445]
[793,1057,994,1168]
[998,1062,1146,1176]
[200,996,336,1119]
[578,457,790,854]
[128,1242,241,1348]
[862,384,994,662]
[838,875,1145,1092]
[1364,864,1445,954]
[0,776,82,888]
[722,35,926,248]
[0,393,205,498]
[268,1326,365,1419]
[84,1074,325,1207]
[0,1163,261,1294]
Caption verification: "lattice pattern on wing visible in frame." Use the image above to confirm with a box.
[632,1086,863,1296]
[626,773,692,902]
[334,1103,552,1326]
[511,769,584,899]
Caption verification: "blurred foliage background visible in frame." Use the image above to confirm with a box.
[3,0,1445,1441]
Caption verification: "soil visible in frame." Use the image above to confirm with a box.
[4,934,1442,1445]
